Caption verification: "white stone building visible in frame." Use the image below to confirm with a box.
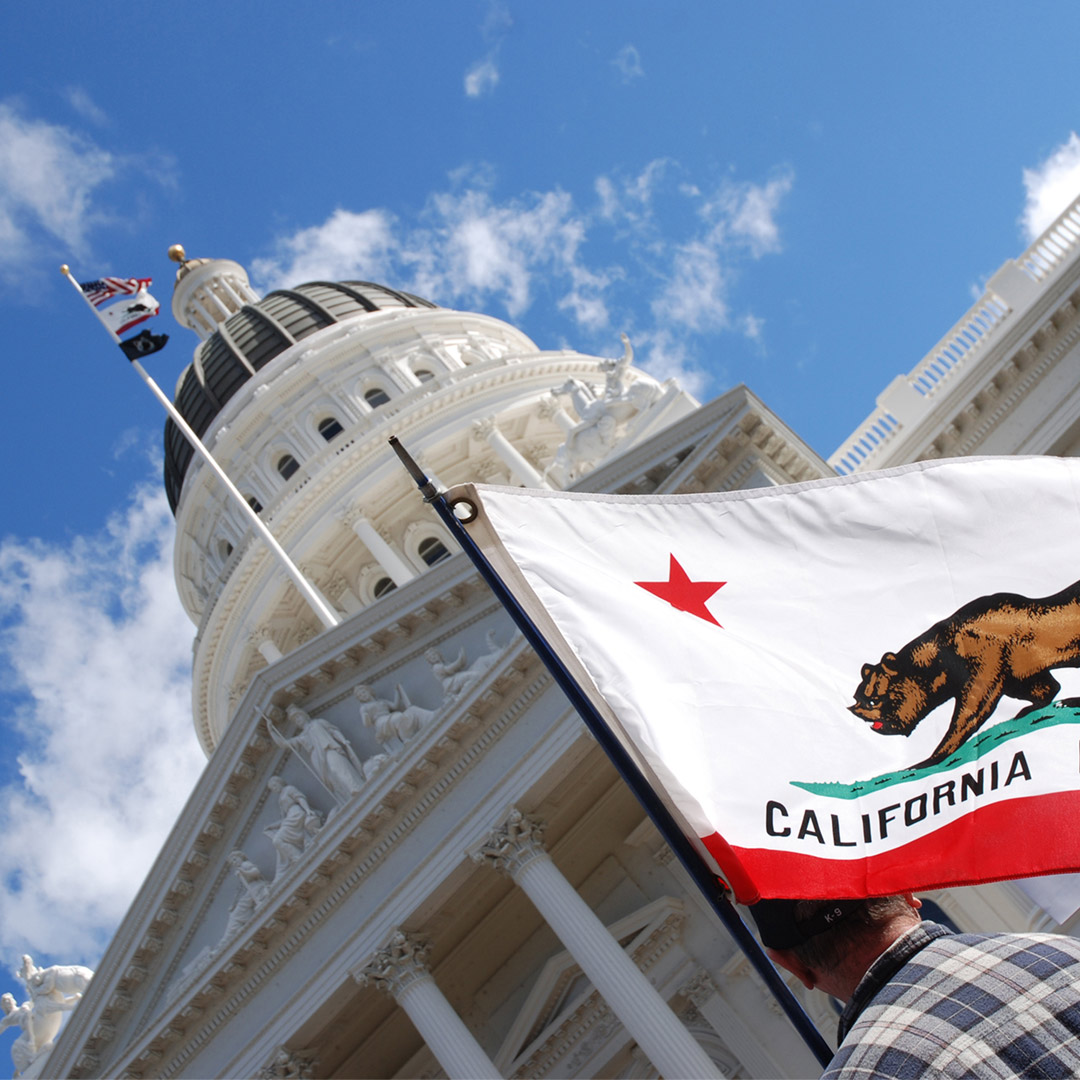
[40,193,1080,1079]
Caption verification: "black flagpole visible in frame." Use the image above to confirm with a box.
[389,436,833,1069]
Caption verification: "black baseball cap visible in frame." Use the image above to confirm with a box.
[749,898,866,950]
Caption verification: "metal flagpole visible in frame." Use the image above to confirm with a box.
[388,436,833,1069]
[61,265,341,632]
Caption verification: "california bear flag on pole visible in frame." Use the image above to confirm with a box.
[451,456,1080,903]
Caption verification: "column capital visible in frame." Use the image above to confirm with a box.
[472,416,497,441]
[356,931,432,997]
[473,809,547,877]
[338,503,368,529]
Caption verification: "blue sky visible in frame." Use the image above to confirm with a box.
[3,0,1080,1062]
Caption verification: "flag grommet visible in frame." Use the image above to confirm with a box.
[449,497,479,523]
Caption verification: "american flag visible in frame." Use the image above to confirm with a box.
[79,277,153,308]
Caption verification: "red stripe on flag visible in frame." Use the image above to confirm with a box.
[702,790,1080,902]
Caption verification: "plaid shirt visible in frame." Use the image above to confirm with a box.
[822,921,1080,1079]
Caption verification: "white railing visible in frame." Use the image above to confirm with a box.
[830,192,1080,474]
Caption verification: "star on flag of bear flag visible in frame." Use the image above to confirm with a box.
[449,455,1080,903]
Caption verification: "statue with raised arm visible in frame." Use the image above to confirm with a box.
[547,334,661,484]
[223,850,270,940]
[264,777,322,880]
[268,705,365,804]
[425,631,505,702]
[354,683,435,748]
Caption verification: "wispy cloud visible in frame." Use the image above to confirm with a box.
[254,159,793,387]
[1021,132,1080,241]
[612,44,644,83]
[465,59,500,98]
[0,101,114,284]
[0,478,203,961]
[464,1,511,99]
[64,86,108,127]
[251,208,397,288]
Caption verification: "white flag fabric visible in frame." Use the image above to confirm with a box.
[100,287,159,335]
[454,456,1080,902]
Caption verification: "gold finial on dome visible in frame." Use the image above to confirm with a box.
[168,244,187,264]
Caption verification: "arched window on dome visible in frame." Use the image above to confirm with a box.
[277,453,300,481]
[217,538,234,561]
[414,368,435,383]
[245,494,263,514]
[372,576,397,599]
[364,387,391,409]
[317,416,344,442]
[418,536,450,567]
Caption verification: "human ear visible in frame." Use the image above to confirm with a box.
[766,947,817,990]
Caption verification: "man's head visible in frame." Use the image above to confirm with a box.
[752,894,922,1002]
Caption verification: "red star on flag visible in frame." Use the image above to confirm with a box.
[634,555,726,626]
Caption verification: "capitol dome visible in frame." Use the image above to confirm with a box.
[164,280,438,509]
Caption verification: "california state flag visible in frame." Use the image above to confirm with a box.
[452,456,1080,902]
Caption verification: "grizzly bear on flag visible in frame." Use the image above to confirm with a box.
[850,579,1080,767]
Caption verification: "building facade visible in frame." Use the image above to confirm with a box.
[42,193,1080,1079]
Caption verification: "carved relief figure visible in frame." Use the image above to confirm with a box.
[264,777,322,880]
[223,850,270,939]
[268,705,365,803]
[354,683,435,748]
[425,630,505,702]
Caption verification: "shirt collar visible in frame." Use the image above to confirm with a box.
[836,920,951,1043]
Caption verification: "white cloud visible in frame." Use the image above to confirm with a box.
[465,59,500,98]
[0,480,204,961]
[701,172,794,257]
[256,160,792,382]
[655,240,729,332]
[1021,132,1080,241]
[726,174,793,256]
[0,102,114,282]
[257,184,603,326]
[594,159,670,226]
[612,44,644,82]
[251,208,397,292]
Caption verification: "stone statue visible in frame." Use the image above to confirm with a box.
[223,850,270,939]
[0,983,82,1078]
[354,683,436,749]
[547,334,662,483]
[17,955,93,1008]
[425,630,505,702]
[268,705,365,804]
[264,777,322,880]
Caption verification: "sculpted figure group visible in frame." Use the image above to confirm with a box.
[0,955,93,1077]
[175,630,514,995]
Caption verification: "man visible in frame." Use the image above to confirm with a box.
[752,894,1080,1078]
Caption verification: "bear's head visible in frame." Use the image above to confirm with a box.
[849,652,931,736]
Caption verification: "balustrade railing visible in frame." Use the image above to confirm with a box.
[830,192,1080,474]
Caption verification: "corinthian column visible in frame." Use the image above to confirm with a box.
[474,811,721,1080]
[472,417,550,489]
[356,931,501,1080]
[340,507,417,586]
